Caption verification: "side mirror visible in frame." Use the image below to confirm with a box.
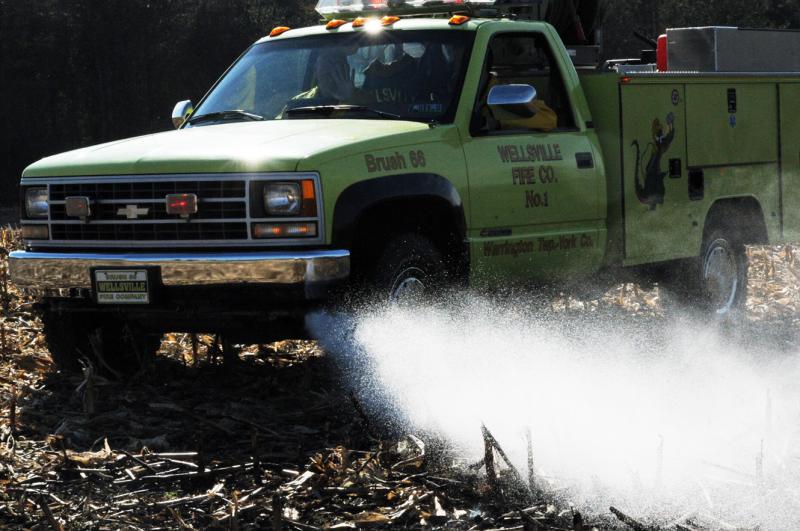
[172,100,194,129]
[487,84,538,118]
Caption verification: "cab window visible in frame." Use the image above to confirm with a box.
[472,32,576,135]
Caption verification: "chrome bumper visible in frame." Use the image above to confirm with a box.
[9,250,350,299]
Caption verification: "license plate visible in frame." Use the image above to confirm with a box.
[93,269,151,305]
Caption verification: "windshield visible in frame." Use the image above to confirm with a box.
[191,30,475,125]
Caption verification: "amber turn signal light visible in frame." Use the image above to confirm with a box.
[301,179,317,217]
[252,222,318,239]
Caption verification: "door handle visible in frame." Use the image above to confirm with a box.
[576,152,594,169]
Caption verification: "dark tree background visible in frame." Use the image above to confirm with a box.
[0,0,317,207]
[1,0,798,207]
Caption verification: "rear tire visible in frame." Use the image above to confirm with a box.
[699,230,748,316]
[661,228,748,317]
[41,309,161,376]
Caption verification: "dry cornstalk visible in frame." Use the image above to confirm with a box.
[482,424,500,496]
[482,424,528,492]
[9,383,17,436]
[526,427,537,494]
[610,506,651,531]
[38,494,65,531]
[271,494,283,531]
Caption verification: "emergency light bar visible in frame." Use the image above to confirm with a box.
[316,0,544,19]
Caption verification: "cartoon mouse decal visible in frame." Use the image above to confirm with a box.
[632,112,675,210]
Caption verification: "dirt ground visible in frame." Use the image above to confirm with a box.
[0,228,798,530]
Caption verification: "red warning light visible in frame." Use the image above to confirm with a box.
[166,193,198,218]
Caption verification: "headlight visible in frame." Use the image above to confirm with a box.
[25,188,49,219]
[264,183,302,216]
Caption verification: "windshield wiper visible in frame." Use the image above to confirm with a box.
[187,110,264,125]
[285,105,401,120]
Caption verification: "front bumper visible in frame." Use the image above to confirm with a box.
[9,249,350,300]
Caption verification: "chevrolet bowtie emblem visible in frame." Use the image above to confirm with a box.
[117,205,150,219]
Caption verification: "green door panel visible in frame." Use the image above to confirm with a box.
[468,222,607,285]
[463,130,606,282]
[622,83,702,263]
[780,83,800,241]
[686,84,778,168]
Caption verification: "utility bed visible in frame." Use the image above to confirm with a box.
[581,71,800,267]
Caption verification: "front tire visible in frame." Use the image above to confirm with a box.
[369,233,447,303]
[41,310,91,373]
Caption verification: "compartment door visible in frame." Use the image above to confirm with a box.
[622,83,694,264]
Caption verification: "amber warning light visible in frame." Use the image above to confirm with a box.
[269,26,291,37]
[326,19,348,30]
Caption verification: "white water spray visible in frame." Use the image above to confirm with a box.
[309,295,800,529]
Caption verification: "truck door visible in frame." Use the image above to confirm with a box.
[462,32,604,283]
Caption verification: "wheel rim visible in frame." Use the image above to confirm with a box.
[389,267,427,304]
[703,239,739,315]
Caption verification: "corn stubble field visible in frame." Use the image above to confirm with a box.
[0,227,798,530]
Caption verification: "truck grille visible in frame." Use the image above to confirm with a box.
[20,174,326,249]
[45,179,248,242]
[48,180,246,201]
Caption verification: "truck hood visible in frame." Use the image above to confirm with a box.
[23,120,430,177]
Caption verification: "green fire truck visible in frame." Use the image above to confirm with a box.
[10,0,800,372]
